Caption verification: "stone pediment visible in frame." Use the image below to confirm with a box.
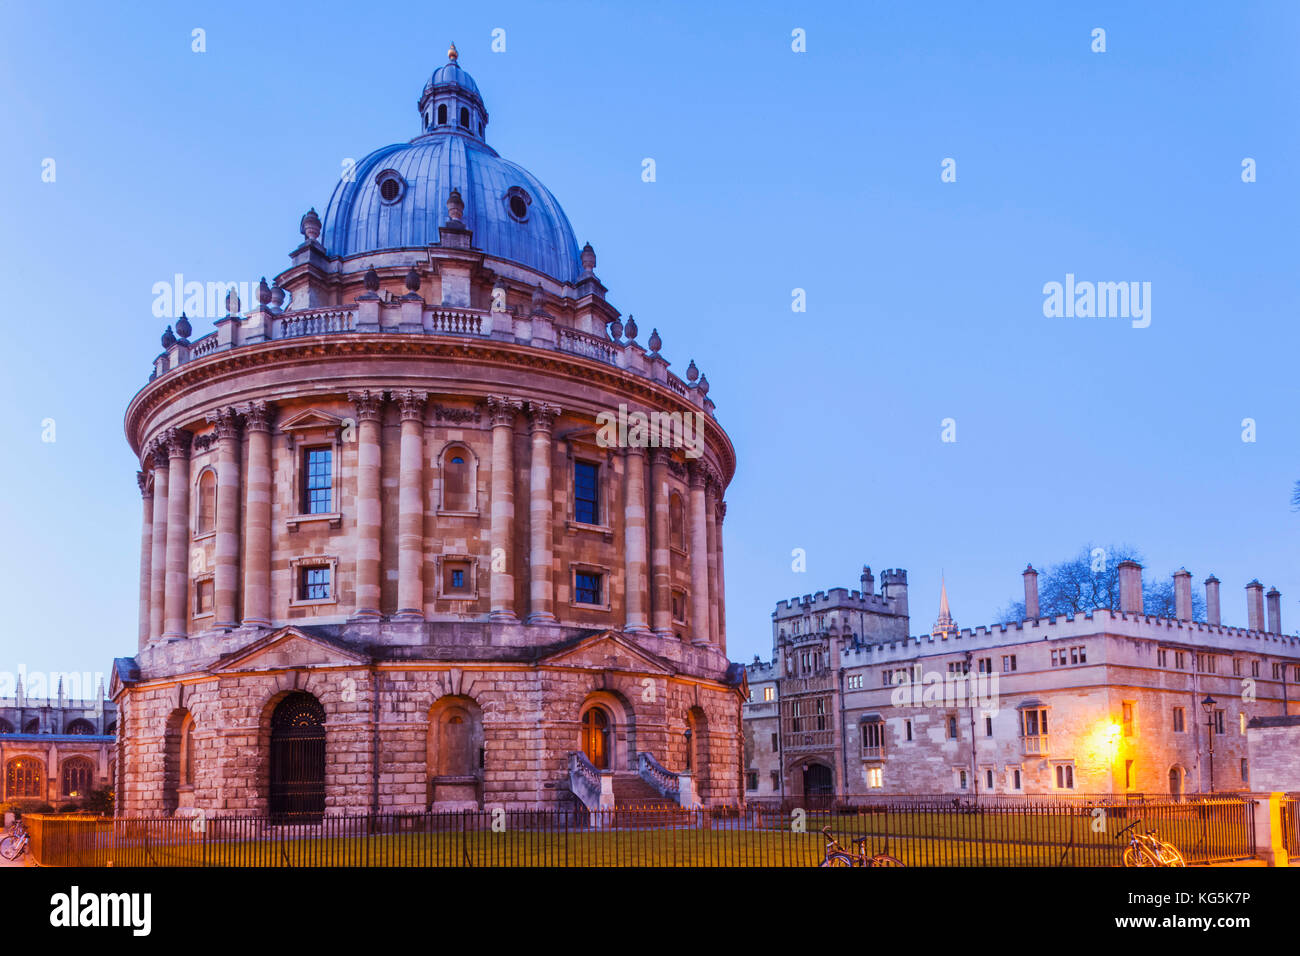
[210,627,370,674]
[537,630,675,676]
[278,408,346,433]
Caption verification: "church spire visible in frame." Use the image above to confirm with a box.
[932,575,959,639]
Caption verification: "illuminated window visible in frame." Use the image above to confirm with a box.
[574,461,600,525]
[61,756,94,797]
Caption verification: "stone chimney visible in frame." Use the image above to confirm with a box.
[1205,575,1221,626]
[1246,580,1265,631]
[1023,564,1039,620]
[1173,568,1192,621]
[1118,561,1143,615]
[1266,587,1282,635]
[860,565,874,596]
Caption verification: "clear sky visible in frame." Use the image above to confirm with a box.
[1,0,1296,688]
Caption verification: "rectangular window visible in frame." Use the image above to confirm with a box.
[1055,764,1074,790]
[1252,660,1260,678]
[947,715,958,739]
[303,447,332,514]
[1122,701,1134,738]
[194,579,213,614]
[1050,649,1060,667]
[861,721,885,756]
[1214,710,1225,735]
[770,770,780,790]
[1012,768,1022,790]
[1172,707,1185,733]
[947,660,969,675]
[1233,658,1242,676]
[958,770,968,790]
[867,767,883,789]
[904,719,913,742]
[984,716,993,737]
[575,571,602,605]
[1175,651,1186,669]
[1002,655,1017,672]
[985,769,994,790]
[1125,760,1134,790]
[573,460,600,525]
[815,698,827,731]
[1157,648,1168,667]
[300,564,331,601]
[770,732,778,750]
[746,772,758,791]
[1273,663,1283,680]
[1239,713,1247,735]
[1241,758,1249,783]
[977,657,992,674]
[763,687,775,703]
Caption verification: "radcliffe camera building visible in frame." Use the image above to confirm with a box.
[744,562,1300,803]
[113,49,743,818]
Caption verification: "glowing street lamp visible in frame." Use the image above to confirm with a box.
[1201,695,1217,792]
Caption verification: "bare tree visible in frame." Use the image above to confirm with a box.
[997,544,1205,623]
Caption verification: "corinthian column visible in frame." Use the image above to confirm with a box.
[207,407,243,628]
[394,390,428,621]
[623,447,651,634]
[526,402,560,624]
[715,499,727,654]
[687,460,711,646]
[137,471,153,650]
[348,391,384,621]
[162,428,193,640]
[649,449,673,638]
[486,396,522,622]
[148,443,169,642]
[241,401,274,627]
[706,476,720,648]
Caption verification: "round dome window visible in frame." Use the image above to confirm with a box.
[505,186,531,222]
[375,169,406,204]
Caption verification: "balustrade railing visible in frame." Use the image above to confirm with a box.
[556,326,619,365]
[428,309,484,335]
[275,309,356,338]
[567,751,602,810]
[637,751,680,801]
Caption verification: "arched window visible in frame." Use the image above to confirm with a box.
[105,721,117,736]
[439,445,475,512]
[180,713,196,787]
[669,493,685,550]
[5,757,44,798]
[437,103,447,125]
[65,718,95,735]
[459,106,470,128]
[23,718,39,734]
[0,718,13,734]
[196,469,216,535]
[61,756,95,797]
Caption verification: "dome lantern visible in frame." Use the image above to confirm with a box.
[417,45,488,141]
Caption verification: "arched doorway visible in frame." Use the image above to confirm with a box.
[1168,765,1184,799]
[427,696,484,809]
[803,762,834,805]
[269,692,326,821]
[581,707,611,769]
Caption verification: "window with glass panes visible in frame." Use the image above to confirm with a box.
[573,461,599,524]
[303,447,332,513]
[301,565,330,600]
[575,571,602,605]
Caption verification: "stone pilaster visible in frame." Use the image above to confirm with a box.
[687,460,711,646]
[137,470,153,650]
[148,442,169,642]
[348,391,384,621]
[207,407,243,628]
[649,449,673,638]
[623,446,651,634]
[526,402,560,623]
[706,476,721,649]
[162,428,193,639]
[715,498,727,655]
[487,396,522,622]
[240,401,274,627]
[394,390,428,620]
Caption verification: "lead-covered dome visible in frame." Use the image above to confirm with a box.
[320,46,582,283]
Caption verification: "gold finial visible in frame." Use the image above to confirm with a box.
[448,42,458,62]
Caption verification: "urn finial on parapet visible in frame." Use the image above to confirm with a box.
[648,327,662,353]
[175,312,192,339]
[161,325,176,349]
[448,41,458,61]
[447,188,465,223]
[270,281,285,309]
[363,265,380,293]
[225,286,240,315]
[624,314,638,341]
[404,264,422,293]
[698,373,709,397]
[300,207,322,242]
[686,359,699,383]
[609,317,623,342]
[580,242,596,274]
[257,277,272,306]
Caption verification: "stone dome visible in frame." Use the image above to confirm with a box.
[320,50,583,283]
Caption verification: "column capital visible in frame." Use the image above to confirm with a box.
[486,395,522,427]
[392,389,429,422]
[649,447,673,468]
[715,500,727,523]
[527,401,561,433]
[204,406,244,442]
[686,459,709,488]
[348,389,385,421]
[161,428,193,459]
[239,400,276,432]
[136,470,152,497]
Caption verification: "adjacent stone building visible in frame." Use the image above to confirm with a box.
[112,48,743,819]
[1,678,116,804]
[745,562,1300,802]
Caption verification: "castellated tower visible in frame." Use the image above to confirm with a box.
[115,50,742,817]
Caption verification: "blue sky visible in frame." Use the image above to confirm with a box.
[1,1,1296,686]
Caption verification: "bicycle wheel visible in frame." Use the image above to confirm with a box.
[869,854,905,867]
[1156,842,1185,866]
[0,837,18,861]
[818,852,857,868]
[1123,845,1153,867]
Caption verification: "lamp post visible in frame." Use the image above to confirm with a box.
[683,728,692,772]
[1201,695,1217,793]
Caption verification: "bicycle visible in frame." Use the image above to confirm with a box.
[818,825,905,867]
[1116,819,1185,867]
[0,820,29,861]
